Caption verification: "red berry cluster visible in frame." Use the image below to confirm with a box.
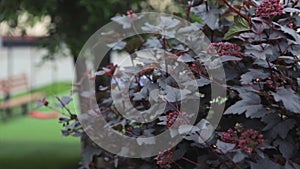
[239,129,264,154]
[221,128,238,144]
[166,111,190,128]
[256,0,284,18]
[156,148,174,169]
[103,63,117,77]
[126,10,137,18]
[287,22,295,29]
[263,74,286,90]
[221,127,264,154]
[208,42,243,57]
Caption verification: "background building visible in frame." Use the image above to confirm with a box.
[0,36,74,89]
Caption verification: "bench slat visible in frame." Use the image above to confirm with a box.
[0,93,44,109]
[0,74,29,94]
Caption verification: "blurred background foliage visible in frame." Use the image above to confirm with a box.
[0,0,184,61]
[0,1,185,168]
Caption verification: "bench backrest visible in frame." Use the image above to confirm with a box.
[0,74,29,96]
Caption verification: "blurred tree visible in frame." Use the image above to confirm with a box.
[0,0,143,115]
[0,0,142,68]
[0,0,143,151]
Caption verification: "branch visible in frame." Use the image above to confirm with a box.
[221,0,251,25]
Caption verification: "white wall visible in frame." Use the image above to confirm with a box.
[0,46,74,89]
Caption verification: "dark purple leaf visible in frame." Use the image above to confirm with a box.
[232,149,248,163]
[245,44,273,60]
[80,146,102,169]
[283,8,300,13]
[273,138,295,159]
[191,5,222,30]
[285,161,300,169]
[55,96,73,108]
[224,92,268,118]
[145,37,162,48]
[59,117,70,123]
[269,119,296,139]
[251,17,270,34]
[278,23,300,44]
[172,143,188,161]
[220,56,242,62]
[72,131,82,137]
[177,54,195,62]
[166,85,191,102]
[251,158,283,169]
[111,15,132,29]
[262,113,281,131]
[240,69,269,84]
[216,140,235,153]
[61,130,70,136]
[183,77,210,87]
[272,87,300,113]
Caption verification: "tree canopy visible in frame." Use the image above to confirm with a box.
[0,0,143,60]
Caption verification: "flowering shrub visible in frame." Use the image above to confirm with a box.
[156,148,174,169]
[166,111,190,128]
[208,42,243,57]
[44,0,300,168]
[221,125,264,154]
[256,0,284,18]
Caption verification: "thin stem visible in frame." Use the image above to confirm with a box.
[186,0,193,21]
[266,57,276,84]
[163,36,169,76]
[182,157,210,169]
[112,77,122,91]
[164,98,181,113]
[221,0,251,25]
[283,44,292,54]
[130,55,135,66]
[47,105,68,116]
[195,131,232,169]
[292,0,299,7]
[257,80,262,91]
[131,19,144,43]
[174,162,184,169]
[55,96,73,115]
[215,146,243,169]
[197,131,243,169]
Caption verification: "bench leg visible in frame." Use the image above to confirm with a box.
[0,110,7,121]
[5,108,12,117]
[4,94,11,118]
[21,104,28,115]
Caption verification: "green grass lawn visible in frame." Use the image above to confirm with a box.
[0,82,81,169]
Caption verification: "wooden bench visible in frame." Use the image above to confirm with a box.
[0,74,44,120]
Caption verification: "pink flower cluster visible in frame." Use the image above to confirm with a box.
[208,42,243,57]
[256,0,284,18]
[156,149,174,169]
[264,74,285,90]
[126,10,137,18]
[221,127,264,154]
[166,111,190,128]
